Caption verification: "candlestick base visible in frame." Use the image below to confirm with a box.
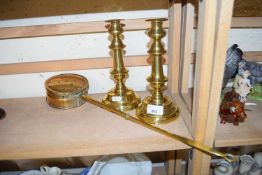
[103,88,140,112]
[136,96,179,124]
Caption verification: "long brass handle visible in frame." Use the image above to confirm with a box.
[81,95,236,163]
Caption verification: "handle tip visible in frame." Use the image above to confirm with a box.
[224,154,237,163]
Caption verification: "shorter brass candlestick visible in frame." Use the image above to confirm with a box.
[103,19,140,111]
[136,18,179,124]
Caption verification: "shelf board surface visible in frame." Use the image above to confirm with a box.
[0,92,191,160]
[215,98,262,147]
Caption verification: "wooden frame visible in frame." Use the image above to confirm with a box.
[0,1,261,174]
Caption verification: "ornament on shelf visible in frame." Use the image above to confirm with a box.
[249,84,262,101]
[213,160,234,175]
[233,69,252,103]
[222,44,243,89]
[102,19,140,111]
[136,18,179,124]
[238,60,262,86]
[222,44,262,90]
[249,152,262,175]
[219,90,247,125]
[238,154,256,175]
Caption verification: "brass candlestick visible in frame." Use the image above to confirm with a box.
[102,19,140,111]
[136,18,179,124]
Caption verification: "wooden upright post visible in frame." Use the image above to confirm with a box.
[168,0,182,95]
[167,1,182,174]
[190,0,217,174]
[189,0,235,174]
[180,0,194,94]
[199,0,235,173]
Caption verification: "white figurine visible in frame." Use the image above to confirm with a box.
[233,70,252,103]
[214,160,234,175]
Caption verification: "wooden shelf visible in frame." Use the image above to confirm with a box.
[214,98,262,147]
[0,92,192,160]
[181,91,262,147]
[0,0,258,172]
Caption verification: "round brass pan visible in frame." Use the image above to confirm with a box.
[45,74,88,109]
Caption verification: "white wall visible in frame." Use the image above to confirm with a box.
[0,10,261,99]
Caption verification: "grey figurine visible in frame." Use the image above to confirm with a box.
[238,60,262,85]
[222,44,243,89]
[222,44,262,89]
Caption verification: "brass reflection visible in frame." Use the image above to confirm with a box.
[136,18,179,124]
[102,19,140,111]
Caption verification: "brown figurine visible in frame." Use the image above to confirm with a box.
[219,90,247,126]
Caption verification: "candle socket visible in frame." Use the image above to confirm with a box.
[102,19,140,111]
[136,18,179,124]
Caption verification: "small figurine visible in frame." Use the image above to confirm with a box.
[219,90,247,125]
[238,60,262,86]
[222,44,243,89]
[233,70,252,103]
[222,44,262,89]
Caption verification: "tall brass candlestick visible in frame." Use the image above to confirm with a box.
[103,19,140,111]
[136,18,179,124]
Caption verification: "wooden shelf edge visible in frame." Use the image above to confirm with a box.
[0,92,192,160]
[0,17,260,40]
[0,18,168,40]
[1,51,259,76]
[231,17,262,28]
[214,98,262,147]
[0,55,151,75]
[214,138,262,148]
[178,89,262,148]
